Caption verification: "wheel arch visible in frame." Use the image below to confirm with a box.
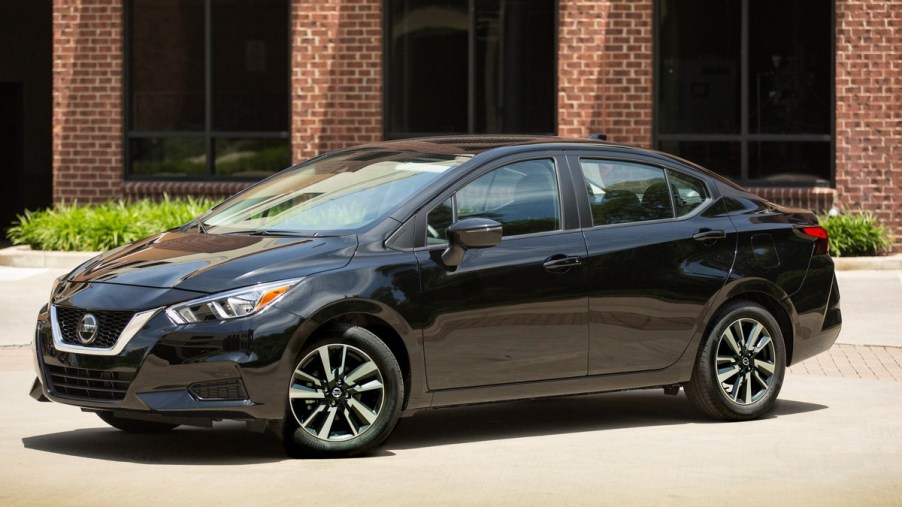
[294,298,425,411]
[704,282,797,366]
[312,314,411,403]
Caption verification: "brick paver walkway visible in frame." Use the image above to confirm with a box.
[789,344,902,381]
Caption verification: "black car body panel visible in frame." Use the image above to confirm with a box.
[70,231,358,293]
[417,229,590,390]
[31,136,841,440]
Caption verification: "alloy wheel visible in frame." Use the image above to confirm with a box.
[288,344,385,442]
[714,318,777,405]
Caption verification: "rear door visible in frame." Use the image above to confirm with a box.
[568,154,737,375]
[415,153,589,390]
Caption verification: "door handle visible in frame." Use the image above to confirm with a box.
[692,229,727,241]
[543,255,582,272]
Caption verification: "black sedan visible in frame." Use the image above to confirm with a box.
[30,136,841,457]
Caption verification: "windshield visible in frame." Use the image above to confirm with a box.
[203,149,471,234]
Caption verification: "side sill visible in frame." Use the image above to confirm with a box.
[429,366,687,409]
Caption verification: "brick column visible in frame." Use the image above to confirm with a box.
[291,0,383,162]
[558,0,653,147]
[53,0,123,203]
[834,0,902,249]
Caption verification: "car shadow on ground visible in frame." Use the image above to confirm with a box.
[21,391,826,464]
[385,391,827,451]
[22,421,288,465]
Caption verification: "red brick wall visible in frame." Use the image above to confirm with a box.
[53,0,123,203]
[291,0,383,161]
[558,0,653,147]
[123,181,251,201]
[747,187,837,214]
[835,0,902,249]
[49,0,902,257]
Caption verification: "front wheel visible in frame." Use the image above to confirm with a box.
[684,302,786,421]
[282,326,403,458]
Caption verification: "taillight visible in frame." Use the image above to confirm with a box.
[799,225,829,256]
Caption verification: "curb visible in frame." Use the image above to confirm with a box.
[0,246,96,269]
[2,245,902,271]
[833,255,902,271]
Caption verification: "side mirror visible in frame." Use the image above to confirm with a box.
[441,218,502,267]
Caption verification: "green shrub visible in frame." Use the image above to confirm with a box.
[819,211,892,257]
[6,196,218,252]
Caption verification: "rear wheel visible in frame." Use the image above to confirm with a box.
[282,326,403,458]
[684,302,786,421]
[96,411,179,433]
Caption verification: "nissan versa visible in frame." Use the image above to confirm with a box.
[30,136,841,457]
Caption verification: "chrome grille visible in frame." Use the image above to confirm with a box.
[46,365,135,401]
[55,307,135,349]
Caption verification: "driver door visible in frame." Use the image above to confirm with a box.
[415,156,589,390]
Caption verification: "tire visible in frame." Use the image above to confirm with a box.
[282,326,404,458]
[684,301,786,421]
[96,411,179,433]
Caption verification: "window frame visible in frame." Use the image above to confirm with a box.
[431,157,563,240]
[574,158,714,230]
[652,0,836,187]
[568,153,715,231]
[123,0,292,181]
[381,0,559,139]
[416,153,577,249]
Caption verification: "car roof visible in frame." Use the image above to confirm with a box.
[355,135,614,156]
[351,135,748,192]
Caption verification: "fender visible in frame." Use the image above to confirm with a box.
[672,277,798,381]
[282,295,431,413]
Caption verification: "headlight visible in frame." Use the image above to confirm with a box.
[166,278,303,324]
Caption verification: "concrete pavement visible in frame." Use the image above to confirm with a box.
[1,350,900,505]
[0,266,67,347]
[832,270,902,347]
[1,261,901,505]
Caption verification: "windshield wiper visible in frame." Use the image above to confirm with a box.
[221,230,314,237]
[183,218,208,234]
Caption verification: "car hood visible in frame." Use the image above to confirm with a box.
[67,231,358,293]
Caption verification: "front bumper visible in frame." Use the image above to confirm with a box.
[32,301,306,422]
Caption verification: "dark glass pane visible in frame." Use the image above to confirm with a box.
[749,0,831,134]
[130,137,206,177]
[474,0,555,134]
[213,138,290,178]
[749,142,830,183]
[130,0,204,131]
[387,0,468,135]
[457,159,560,236]
[426,198,454,244]
[658,141,741,181]
[579,160,672,225]
[667,169,708,217]
[211,0,289,131]
[658,0,741,134]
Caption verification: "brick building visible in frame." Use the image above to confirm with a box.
[2,0,900,247]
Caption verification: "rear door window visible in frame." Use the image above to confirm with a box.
[579,159,674,226]
[667,169,709,217]
[578,159,710,226]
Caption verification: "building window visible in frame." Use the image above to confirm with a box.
[655,0,834,186]
[126,0,290,179]
[385,0,556,138]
